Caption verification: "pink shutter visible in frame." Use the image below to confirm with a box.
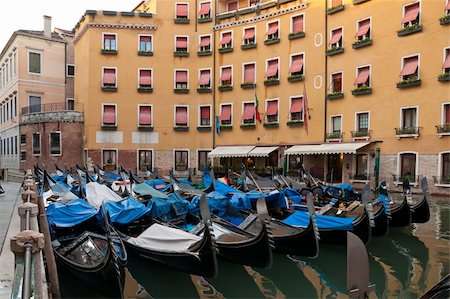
[445,105,450,124]
[199,2,210,14]
[199,36,210,47]
[176,107,187,125]
[176,37,188,48]
[354,67,370,84]
[447,1,450,10]
[220,68,232,81]
[220,32,232,45]
[227,1,237,11]
[289,55,304,73]
[243,28,255,39]
[266,101,278,116]
[176,71,188,83]
[220,105,231,121]
[292,15,304,33]
[266,22,278,35]
[265,60,278,77]
[139,106,152,125]
[402,3,420,24]
[140,36,151,42]
[244,64,255,83]
[198,70,210,85]
[177,4,188,17]
[355,19,370,37]
[103,105,116,124]
[242,103,255,120]
[329,28,342,45]
[290,98,303,113]
[331,0,342,7]
[400,57,419,76]
[103,69,116,85]
[443,51,450,69]
[139,70,152,85]
[201,106,210,119]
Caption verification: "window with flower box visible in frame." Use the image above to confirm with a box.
[219,66,232,89]
[328,27,343,54]
[174,150,189,171]
[199,105,211,127]
[138,150,153,171]
[175,3,189,22]
[138,69,152,91]
[175,70,188,90]
[289,53,304,81]
[329,72,343,98]
[220,104,232,126]
[219,32,232,51]
[439,48,450,81]
[138,35,153,54]
[242,102,255,125]
[102,67,117,90]
[289,96,303,122]
[175,106,188,128]
[243,27,256,45]
[398,55,420,87]
[199,35,211,54]
[102,33,117,52]
[175,36,189,55]
[265,21,279,44]
[198,69,211,90]
[399,2,421,35]
[265,100,278,123]
[138,105,152,128]
[352,66,371,94]
[289,14,305,39]
[102,104,117,128]
[198,2,211,20]
[242,63,255,87]
[353,18,371,48]
[265,58,279,84]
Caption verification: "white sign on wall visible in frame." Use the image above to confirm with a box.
[96,131,123,144]
[132,132,159,144]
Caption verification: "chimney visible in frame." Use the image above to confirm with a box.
[43,15,52,38]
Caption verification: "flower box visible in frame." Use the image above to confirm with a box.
[197,87,212,93]
[104,164,117,172]
[395,127,419,135]
[241,83,256,89]
[240,123,256,129]
[351,87,372,95]
[101,86,117,92]
[326,5,344,15]
[438,73,450,82]
[287,120,304,127]
[139,12,152,18]
[138,126,153,131]
[263,122,279,128]
[440,15,450,25]
[174,51,189,57]
[138,51,153,56]
[353,0,370,4]
[174,18,190,24]
[326,47,344,56]
[197,126,212,131]
[218,47,233,54]
[218,85,233,91]
[220,125,233,130]
[218,12,236,20]
[288,32,305,40]
[121,11,135,16]
[397,24,422,36]
[352,38,372,49]
[138,87,153,93]
[101,49,118,55]
[288,75,303,82]
[173,126,189,131]
[264,38,280,45]
[396,78,421,88]
[327,92,344,99]
[241,43,257,50]
[174,88,189,94]
[436,124,450,134]
[264,79,280,86]
[198,17,212,23]
[101,125,117,131]
[197,50,212,56]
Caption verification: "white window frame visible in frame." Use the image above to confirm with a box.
[101,148,119,167]
[102,32,118,50]
[399,105,419,128]
[400,53,420,80]
[443,47,450,72]
[220,30,233,48]
[220,103,233,125]
[437,151,450,185]
[136,148,154,171]
[265,98,279,123]
[329,26,344,48]
[355,17,372,40]
[330,114,343,133]
[137,34,153,52]
[66,64,75,77]
[289,95,304,121]
[197,148,212,172]
[198,104,212,127]
[265,57,280,80]
[137,68,153,88]
[241,100,256,124]
[266,20,280,39]
[219,65,233,86]
[290,52,305,75]
[102,66,118,87]
[32,132,41,156]
[330,71,344,93]
[355,64,371,87]
[242,61,256,84]
[175,2,190,18]
[49,131,62,156]
[137,104,154,127]
[198,34,212,51]
[174,69,189,89]
[442,102,450,125]
[27,50,42,75]
[102,103,118,126]
[174,35,190,52]
[242,26,256,45]
[402,1,422,27]
[396,151,419,185]
[354,111,370,131]
[290,13,305,33]
[173,149,190,171]
[198,67,212,88]
[174,105,189,127]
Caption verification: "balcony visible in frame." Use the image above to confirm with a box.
[395,127,420,139]
[433,176,450,186]
[20,103,83,124]
[326,132,343,142]
[393,174,420,186]
[436,124,450,137]
[351,129,371,140]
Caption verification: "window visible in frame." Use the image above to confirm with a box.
[265,100,278,123]
[356,112,369,132]
[175,150,189,171]
[356,18,371,41]
[220,66,232,86]
[355,154,368,179]
[441,153,450,181]
[28,52,41,74]
[446,0,450,15]
[14,136,17,155]
[266,21,279,40]
[249,0,259,6]
[175,36,188,52]
[289,96,303,121]
[13,52,17,76]
[331,116,342,133]
[400,55,419,80]
[175,106,188,126]
[401,107,417,129]
[442,48,450,74]
[198,150,211,170]
[400,153,417,179]
[67,98,75,110]
[138,105,152,127]
[199,2,211,18]
[103,150,117,168]
[198,69,211,88]
[50,132,61,155]
[220,32,232,49]
[329,27,343,48]
[138,150,153,171]
[175,70,188,89]
[20,134,26,145]
[227,1,237,11]
[176,3,188,19]
[354,66,370,88]
[32,133,40,156]
[66,64,74,77]
[29,95,41,113]
[21,151,26,161]
[242,102,255,124]
[291,14,304,34]
[103,34,117,50]
[444,104,450,124]
[243,27,255,45]
[402,2,420,28]
[220,104,232,125]
[199,35,211,52]
[331,72,343,93]
[139,69,152,88]
[139,35,152,53]
[289,54,304,77]
[243,63,255,84]
[102,68,117,87]
[14,96,17,117]
[199,106,211,126]
[102,104,117,126]
[330,0,343,8]
[265,59,279,80]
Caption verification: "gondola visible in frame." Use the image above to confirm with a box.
[110,194,218,277]
[409,178,431,224]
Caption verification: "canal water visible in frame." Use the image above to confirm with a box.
[60,195,449,298]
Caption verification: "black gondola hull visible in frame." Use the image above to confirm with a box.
[410,196,430,223]
[389,197,411,227]
[271,218,318,257]
[371,202,389,237]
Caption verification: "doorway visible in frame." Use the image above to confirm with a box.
[327,154,343,183]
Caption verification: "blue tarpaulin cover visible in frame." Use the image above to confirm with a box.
[144,179,170,192]
[107,172,121,180]
[148,193,190,221]
[202,171,212,189]
[282,210,355,231]
[46,198,98,228]
[283,188,303,205]
[214,180,241,196]
[133,183,168,198]
[103,197,150,225]
[378,194,391,216]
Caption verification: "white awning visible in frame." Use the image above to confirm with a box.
[248,146,279,157]
[285,142,371,155]
[208,146,255,158]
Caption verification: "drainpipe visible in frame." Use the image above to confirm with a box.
[323,0,328,143]
[212,0,218,149]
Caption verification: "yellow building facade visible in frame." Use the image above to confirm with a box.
[74,0,450,195]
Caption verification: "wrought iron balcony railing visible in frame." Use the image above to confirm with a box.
[395,126,420,136]
[433,176,450,185]
[21,102,83,115]
[326,132,343,140]
[392,174,420,183]
[436,124,450,134]
[351,129,371,138]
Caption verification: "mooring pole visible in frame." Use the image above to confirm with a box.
[374,147,380,197]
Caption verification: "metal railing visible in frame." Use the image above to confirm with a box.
[21,101,83,115]
[326,131,343,140]
[351,129,371,138]
[395,126,420,135]
[350,173,370,180]
[436,124,450,134]
[392,174,420,183]
[433,176,450,185]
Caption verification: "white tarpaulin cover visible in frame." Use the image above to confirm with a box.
[127,223,202,253]
[285,142,371,155]
[208,146,255,158]
[248,146,279,157]
[86,182,122,209]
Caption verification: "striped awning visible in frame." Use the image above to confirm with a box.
[208,146,255,158]
[248,146,278,157]
[285,142,371,155]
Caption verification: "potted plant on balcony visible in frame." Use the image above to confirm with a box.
[264,78,280,86]
[264,37,280,45]
[327,92,344,99]
[326,45,344,56]
[263,121,279,128]
[396,76,421,88]
[104,163,116,172]
[397,127,417,135]
[288,31,305,40]
[397,23,422,36]
[218,84,233,91]
[218,45,233,53]
[438,71,450,82]
[440,14,450,25]
[288,73,303,82]
[352,37,372,49]
[436,124,450,134]
[174,50,189,57]
[351,84,372,95]
[197,50,212,56]
[240,82,256,89]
